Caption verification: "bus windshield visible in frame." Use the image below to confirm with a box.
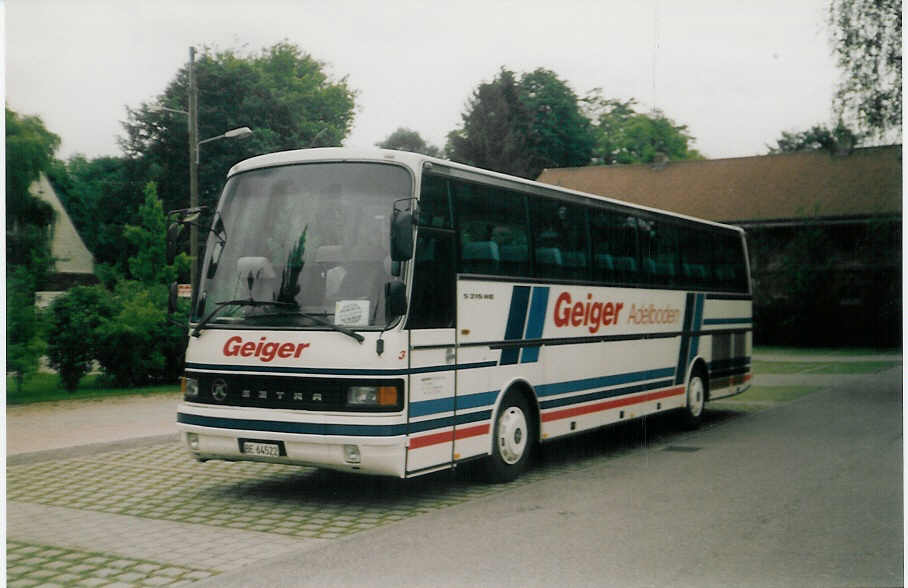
[195,161,412,330]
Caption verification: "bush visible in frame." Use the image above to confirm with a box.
[46,285,113,391]
[93,281,188,387]
[6,266,46,393]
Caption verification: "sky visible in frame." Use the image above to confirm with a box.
[5,0,839,162]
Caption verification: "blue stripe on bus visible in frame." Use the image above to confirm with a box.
[409,390,499,418]
[702,317,753,325]
[407,410,493,434]
[409,397,455,418]
[688,293,705,362]
[675,293,695,385]
[177,412,407,437]
[499,286,531,365]
[520,287,550,364]
[457,390,499,410]
[184,361,498,377]
[535,367,675,398]
[539,378,676,410]
[709,356,751,369]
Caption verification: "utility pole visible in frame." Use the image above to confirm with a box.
[188,46,199,298]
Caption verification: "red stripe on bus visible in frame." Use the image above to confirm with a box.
[409,429,453,449]
[541,386,686,423]
[455,423,490,441]
[409,423,491,450]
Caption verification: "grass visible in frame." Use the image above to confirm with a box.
[754,346,900,357]
[751,360,900,375]
[710,385,820,412]
[6,373,178,406]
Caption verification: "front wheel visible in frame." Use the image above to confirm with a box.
[483,390,535,483]
[681,372,706,429]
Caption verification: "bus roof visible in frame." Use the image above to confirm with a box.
[227,147,745,235]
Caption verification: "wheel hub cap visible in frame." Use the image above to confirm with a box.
[498,407,528,465]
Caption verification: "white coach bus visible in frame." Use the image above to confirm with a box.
[174,148,752,481]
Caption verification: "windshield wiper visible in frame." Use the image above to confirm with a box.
[191,299,293,337]
[191,299,364,343]
[242,309,365,343]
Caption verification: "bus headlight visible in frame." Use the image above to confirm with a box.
[347,385,399,408]
[182,377,199,399]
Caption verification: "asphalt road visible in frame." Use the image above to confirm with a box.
[200,366,903,588]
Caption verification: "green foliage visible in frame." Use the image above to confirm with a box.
[6,267,46,394]
[584,94,703,165]
[94,281,170,387]
[120,41,358,217]
[45,285,113,391]
[767,121,857,154]
[6,107,59,281]
[446,67,593,179]
[47,155,145,270]
[829,0,901,139]
[376,127,441,156]
[124,182,188,284]
[42,185,189,389]
[519,69,596,176]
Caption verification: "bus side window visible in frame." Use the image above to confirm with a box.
[418,174,453,229]
[406,228,456,329]
[529,199,589,281]
[591,208,638,285]
[453,181,529,276]
[678,225,713,290]
[714,231,748,292]
[639,219,680,288]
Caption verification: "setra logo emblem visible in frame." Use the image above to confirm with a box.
[211,379,228,402]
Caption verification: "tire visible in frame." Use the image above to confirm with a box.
[483,390,535,483]
[681,370,707,429]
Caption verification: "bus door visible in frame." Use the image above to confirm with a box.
[404,227,457,475]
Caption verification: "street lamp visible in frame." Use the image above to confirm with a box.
[151,46,253,298]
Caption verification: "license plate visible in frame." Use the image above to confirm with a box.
[241,441,281,457]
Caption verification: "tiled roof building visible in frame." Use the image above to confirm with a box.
[538,146,902,346]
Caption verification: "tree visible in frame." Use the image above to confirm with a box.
[829,0,901,139]
[6,267,46,394]
[519,69,596,177]
[584,94,703,165]
[45,285,113,391]
[6,107,59,279]
[446,67,593,179]
[47,155,146,271]
[94,182,188,386]
[120,41,358,217]
[6,107,60,391]
[376,127,441,157]
[767,122,858,154]
[124,182,186,285]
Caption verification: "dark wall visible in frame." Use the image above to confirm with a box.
[747,218,901,348]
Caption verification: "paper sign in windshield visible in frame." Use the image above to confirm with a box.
[335,300,370,326]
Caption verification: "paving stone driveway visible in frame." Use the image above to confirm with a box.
[7,438,604,587]
[10,354,895,587]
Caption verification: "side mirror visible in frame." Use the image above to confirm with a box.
[384,280,407,321]
[166,223,184,264]
[390,208,414,262]
[168,282,179,314]
[166,206,205,264]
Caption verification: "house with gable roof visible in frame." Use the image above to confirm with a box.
[537,145,902,346]
[29,173,99,307]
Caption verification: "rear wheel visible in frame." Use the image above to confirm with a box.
[483,390,535,483]
[681,371,706,429]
